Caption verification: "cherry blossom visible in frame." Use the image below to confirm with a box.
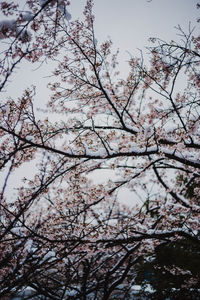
[0,0,199,298]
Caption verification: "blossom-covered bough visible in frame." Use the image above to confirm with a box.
[0,0,199,299]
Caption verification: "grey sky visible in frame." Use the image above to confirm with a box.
[70,0,199,75]
[2,0,199,97]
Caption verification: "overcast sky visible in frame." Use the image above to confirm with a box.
[3,0,199,99]
[70,0,199,75]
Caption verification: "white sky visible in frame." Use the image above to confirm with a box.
[71,0,199,76]
[1,0,199,204]
[2,0,199,99]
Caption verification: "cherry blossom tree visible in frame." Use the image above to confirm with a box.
[0,0,200,298]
